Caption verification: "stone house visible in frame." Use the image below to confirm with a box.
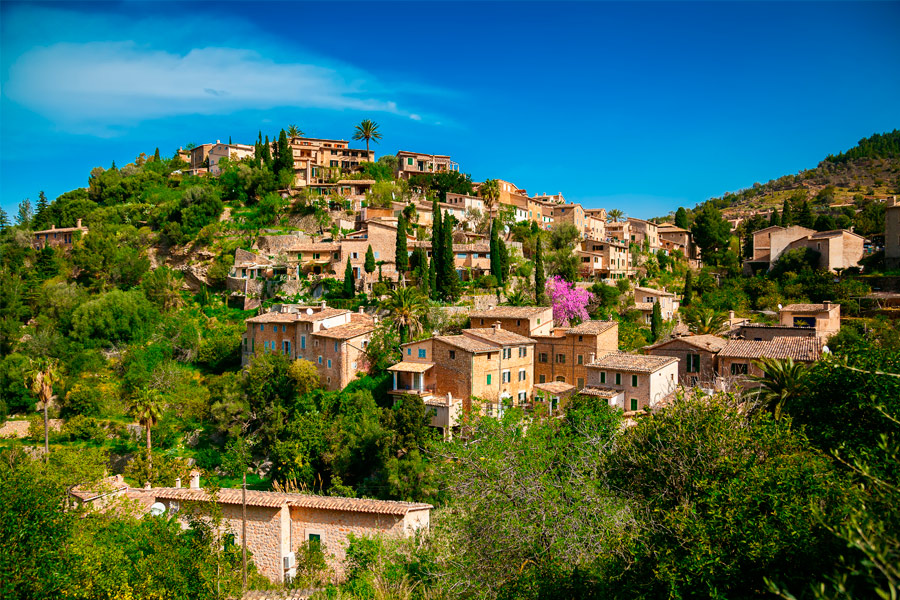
[779,302,841,340]
[583,353,679,412]
[579,238,633,279]
[289,137,374,188]
[745,225,865,273]
[33,219,89,250]
[605,221,631,245]
[395,150,459,180]
[153,481,430,583]
[716,336,822,385]
[532,381,577,415]
[583,213,607,241]
[410,241,493,280]
[388,323,536,434]
[552,204,587,235]
[886,197,900,270]
[644,334,727,387]
[241,304,374,391]
[658,223,699,262]
[632,286,680,323]
[532,320,619,390]
[627,218,660,249]
[468,305,555,337]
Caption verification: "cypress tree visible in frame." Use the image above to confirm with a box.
[364,245,376,274]
[262,135,272,166]
[534,236,546,304]
[498,238,509,286]
[489,219,500,282]
[228,136,232,145]
[674,207,689,229]
[797,200,814,228]
[153,147,161,161]
[651,301,663,341]
[428,257,437,300]
[683,270,693,307]
[432,199,443,288]
[395,214,409,275]
[440,213,460,301]
[276,129,292,175]
[781,199,793,227]
[343,257,355,298]
[769,210,780,227]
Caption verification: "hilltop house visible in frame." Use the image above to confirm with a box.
[744,225,865,273]
[532,320,619,390]
[631,286,680,323]
[468,306,555,337]
[778,302,841,340]
[33,219,89,250]
[395,150,459,179]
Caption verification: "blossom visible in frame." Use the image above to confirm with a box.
[547,276,594,326]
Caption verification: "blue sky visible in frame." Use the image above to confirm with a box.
[2,1,899,219]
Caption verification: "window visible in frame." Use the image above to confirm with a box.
[577,354,584,365]
[537,318,541,325]
[516,319,521,326]
[309,533,321,543]
[631,375,638,387]
[556,376,566,382]
[374,251,380,259]
[449,350,456,359]
[407,157,413,165]
[352,252,358,259]
[578,335,583,342]
[556,354,565,364]
[539,374,546,383]
[519,347,527,358]
[284,341,291,355]
[502,370,510,383]
[615,373,621,385]
[486,374,492,385]
[282,325,287,333]
[539,353,548,363]
[600,372,606,384]
[334,341,339,352]
[327,359,332,368]
[259,324,264,331]
[251,339,255,352]
[731,363,748,376]
[518,391,527,403]
[630,399,638,411]
[318,356,323,365]
[518,369,526,381]
[301,335,306,350]
[687,353,700,373]
[577,377,584,388]
[407,348,412,355]
[418,349,427,358]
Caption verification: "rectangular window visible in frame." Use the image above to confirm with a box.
[539,353,548,363]
[251,339,255,352]
[259,324,264,331]
[407,348,412,355]
[334,341,339,352]
[301,335,306,350]
[284,341,291,355]
[731,363,748,376]
[309,533,321,543]
[632,375,638,387]
[519,369,526,381]
[577,354,583,365]
[518,391,527,403]
[327,359,332,368]
[486,374,492,385]
[687,353,700,373]
[318,356,323,365]
[615,373,621,385]
[502,370,510,383]
[577,377,584,388]
[418,349,427,358]
[600,372,606,384]
[537,318,541,324]
[631,399,638,411]
[556,354,565,364]
[449,350,456,359]
[539,374,546,383]
[282,325,287,333]
[407,157,413,165]
[374,251,380,259]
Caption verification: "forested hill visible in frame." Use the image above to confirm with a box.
[666,129,900,221]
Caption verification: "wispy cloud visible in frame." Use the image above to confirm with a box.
[1,6,443,136]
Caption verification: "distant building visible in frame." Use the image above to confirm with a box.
[290,137,374,189]
[532,321,619,390]
[778,302,841,340]
[33,219,89,250]
[395,151,459,180]
[632,286,680,323]
[583,353,679,412]
[716,336,822,383]
[468,306,555,337]
[745,225,865,273]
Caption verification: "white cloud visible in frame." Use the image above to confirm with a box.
[4,41,428,134]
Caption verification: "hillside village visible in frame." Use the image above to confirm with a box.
[3,125,900,599]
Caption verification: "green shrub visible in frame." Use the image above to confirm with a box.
[62,415,105,442]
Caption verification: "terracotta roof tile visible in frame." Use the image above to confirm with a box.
[312,320,374,339]
[588,352,679,373]
[462,328,536,346]
[433,335,495,353]
[565,320,617,335]
[781,303,836,312]
[534,381,576,394]
[634,286,676,297]
[153,488,431,515]
[469,306,551,319]
[246,313,300,324]
[633,302,654,311]
[718,337,821,361]
[647,334,728,352]
[387,361,434,373]
[579,386,623,399]
[297,308,349,322]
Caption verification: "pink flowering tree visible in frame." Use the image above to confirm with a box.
[547,275,594,326]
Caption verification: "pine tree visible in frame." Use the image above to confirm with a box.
[16,199,33,227]
[364,245,376,274]
[440,213,460,301]
[683,270,693,307]
[781,199,793,227]
[651,301,663,341]
[395,214,409,275]
[34,191,49,229]
[153,147,161,161]
[0,207,9,231]
[534,236,546,304]
[343,257,355,298]
[674,207,689,229]
[769,210,780,227]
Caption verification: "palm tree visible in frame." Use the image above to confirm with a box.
[130,388,164,481]
[687,307,725,335]
[479,179,501,215]
[379,287,429,344]
[26,358,60,463]
[750,357,809,420]
[504,290,532,306]
[607,209,625,223]
[352,119,382,153]
[287,124,304,138]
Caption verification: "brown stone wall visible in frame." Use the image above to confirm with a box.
[533,327,617,389]
[646,342,718,385]
[430,341,474,408]
[586,362,678,410]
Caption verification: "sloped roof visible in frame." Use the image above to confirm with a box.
[565,320,617,335]
[633,302,654,311]
[579,386,623,399]
[297,308,349,322]
[469,306,550,319]
[634,286,676,297]
[781,303,836,313]
[312,320,374,339]
[534,381,576,394]
[288,243,341,252]
[434,335,496,353]
[647,334,728,353]
[718,337,821,362]
[153,488,431,515]
[463,328,536,346]
[246,312,299,324]
[588,352,679,373]
[387,361,434,373]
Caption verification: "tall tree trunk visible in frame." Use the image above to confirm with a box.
[43,401,49,464]
[146,423,152,483]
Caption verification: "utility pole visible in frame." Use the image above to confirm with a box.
[242,471,247,591]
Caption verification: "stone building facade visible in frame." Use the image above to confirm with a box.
[533,321,619,390]
[584,353,679,411]
[468,306,555,337]
[644,334,727,387]
[153,485,430,582]
[778,302,841,340]
[33,219,89,250]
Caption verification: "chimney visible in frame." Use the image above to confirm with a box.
[50,224,56,230]
[320,300,327,309]
[589,352,595,363]
[358,306,365,314]
[189,470,200,489]
[823,301,832,310]
[76,218,82,228]
[492,321,501,332]
[175,477,182,489]
[144,481,151,490]
[729,310,735,322]
[216,139,220,144]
